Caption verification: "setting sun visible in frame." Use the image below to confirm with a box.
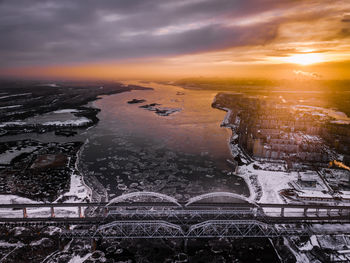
[285,53,324,65]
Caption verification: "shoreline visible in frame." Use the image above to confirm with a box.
[213,101,260,202]
[0,87,148,205]
[0,84,152,138]
[212,101,288,205]
[74,138,93,201]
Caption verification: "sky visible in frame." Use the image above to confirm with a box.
[0,0,349,80]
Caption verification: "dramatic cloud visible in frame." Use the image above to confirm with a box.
[0,0,349,78]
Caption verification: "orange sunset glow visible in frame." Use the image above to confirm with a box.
[1,1,350,260]
[0,0,349,80]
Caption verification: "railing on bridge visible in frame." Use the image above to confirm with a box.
[0,202,349,220]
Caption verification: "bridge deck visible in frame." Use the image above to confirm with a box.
[0,201,349,238]
[0,202,349,209]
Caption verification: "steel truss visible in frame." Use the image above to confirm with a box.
[1,191,350,240]
[106,208,259,223]
[60,219,311,239]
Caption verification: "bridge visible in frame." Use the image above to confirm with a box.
[0,192,349,239]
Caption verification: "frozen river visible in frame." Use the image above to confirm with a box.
[80,81,249,200]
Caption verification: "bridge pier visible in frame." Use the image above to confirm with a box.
[23,207,27,218]
[280,208,284,217]
[184,238,188,253]
[78,206,84,218]
[91,238,96,252]
[51,207,55,218]
[303,208,308,216]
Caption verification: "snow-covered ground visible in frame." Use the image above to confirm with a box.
[283,232,350,263]
[238,163,297,204]
[0,108,91,128]
[0,146,38,164]
[0,118,91,127]
[67,253,92,263]
[0,148,91,218]
[56,143,92,203]
[0,195,41,205]
[53,109,80,114]
[42,117,91,126]
[236,161,350,218]
[0,93,31,100]
[0,105,22,110]
[0,121,26,128]
[25,110,91,127]
[0,175,90,218]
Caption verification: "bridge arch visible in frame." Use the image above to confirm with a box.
[106,191,182,207]
[185,192,257,207]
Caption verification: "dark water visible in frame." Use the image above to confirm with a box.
[80,81,249,200]
[0,82,279,262]
[79,82,278,262]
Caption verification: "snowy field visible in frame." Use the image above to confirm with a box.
[238,163,297,204]
[0,108,91,128]
[0,146,38,165]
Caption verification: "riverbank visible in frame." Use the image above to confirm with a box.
[0,82,152,137]
[0,82,152,204]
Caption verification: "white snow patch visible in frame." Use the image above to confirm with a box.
[299,235,319,251]
[0,241,23,248]
[283,237,311,263]
[0,194,41,204]
[68,253,92,263]
[57,171,91,202]
[42,117,91,126]
[30,238,51,246]
[0,121,26,128]
[0,146,38,164]
[0,105,22,110]
[240,164,297,204]
[236,171,257,201]
[0,93,31,100]
[53,109,80,114]
[42,226,62,236]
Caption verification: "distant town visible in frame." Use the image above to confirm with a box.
[213,91,350,206]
